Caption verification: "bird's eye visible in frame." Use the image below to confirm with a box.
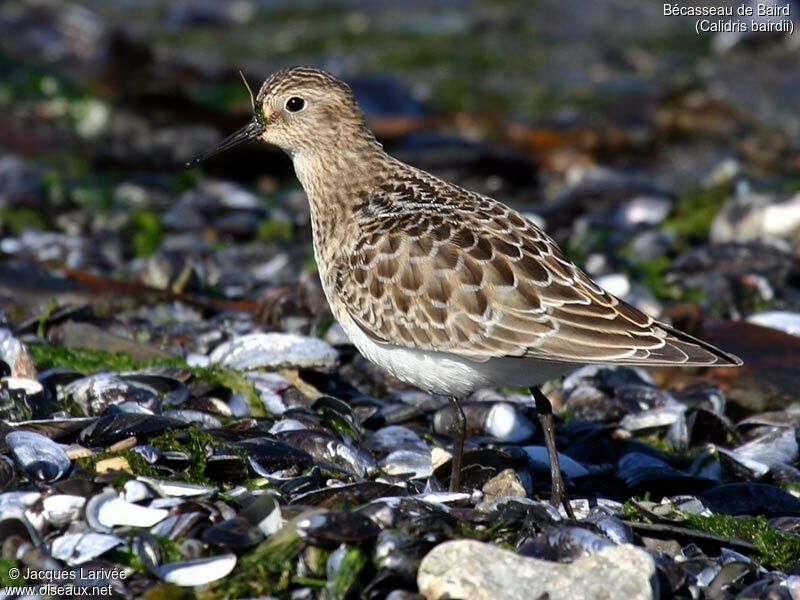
[285,97,306,112]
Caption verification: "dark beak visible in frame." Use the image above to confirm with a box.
[185,120,263,168]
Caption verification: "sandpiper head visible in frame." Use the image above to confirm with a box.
[188,67,368,166]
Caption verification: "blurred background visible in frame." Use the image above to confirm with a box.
[4,4,800,596]
[1,0,799,380]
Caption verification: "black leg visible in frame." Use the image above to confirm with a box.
[530,387,575,519]
[449,396,466,492]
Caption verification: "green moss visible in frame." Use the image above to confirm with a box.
[0,206,47,235]
[328,546,368,600]
[775,178,800,192]
[257,218,294,243]
[131,209,164,257]
[663,183,732,241]
[240,477,270,491]
[72,181,114,212]
[144,583,196,600]
[148,427,216,485]
[622,498,653,523]
[171,170,202,194]
[620,251,702,303]
[154,534,186,565]
[624,500,800,570]
[189,365,265,417]
[683,513,800,570]
[28,342,184,373]
[37,298,59,338]
[0,557,26,586]
[302,248,318,272]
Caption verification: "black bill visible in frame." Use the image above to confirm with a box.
[185,119,263,168]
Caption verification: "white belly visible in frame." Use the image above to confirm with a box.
[336,311,577,397]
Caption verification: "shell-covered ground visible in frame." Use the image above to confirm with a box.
[2,1,800,599]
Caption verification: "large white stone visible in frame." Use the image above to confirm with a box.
[418,540,656,600]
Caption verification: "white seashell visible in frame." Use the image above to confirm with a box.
[484,403,535,443]
[156,553,237,586]
[620,405,686,432]
[186,353,211,367]
[51,532,124,566]
[617,196,671,226]
[209,332,338,372]
[87,491,168,532]
[241,494,284,537]
[734,426,798,468]
[416,491,472,506]
[137,477,214,497]
[372,426,428,451]
[1,377,43,396]
[124,479,153,504]
[380,449,433,478]
[256,504,283,537]
[269,418,309,434]
[42,494,86,527]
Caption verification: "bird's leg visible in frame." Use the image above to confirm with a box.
[530,387,575,519]
[448,396,466,492]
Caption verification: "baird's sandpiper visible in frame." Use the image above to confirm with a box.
[189,67,742,513]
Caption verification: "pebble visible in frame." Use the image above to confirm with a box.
[482,468,527,500]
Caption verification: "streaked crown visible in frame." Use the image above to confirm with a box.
[254,67,371,155]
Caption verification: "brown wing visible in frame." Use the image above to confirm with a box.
[334,173,741,367]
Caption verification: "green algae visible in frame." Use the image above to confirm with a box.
[144,583,196,600]
[28,342,183,373]
[0,206,48,235]
[0,558,27,586]
[76,447,160,478]
[663,183,732,241]
[328,546,368,600]
[624,500,800,571]
[200,519,308,599]
[257,218,294,243]
[148,427,217,485]
[682,513,800,571]
[131,209,164,257]
[188,365,265,417]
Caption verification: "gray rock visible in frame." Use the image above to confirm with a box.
[418,540,656,600]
